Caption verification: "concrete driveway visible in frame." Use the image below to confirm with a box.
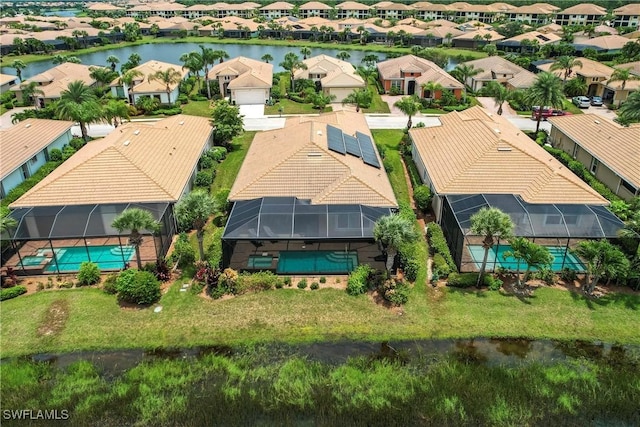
[239,104,265,118]
[476,97,518,117]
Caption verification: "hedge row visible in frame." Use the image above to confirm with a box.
[346,264,373,296]
[397,202,423,282]
[1,161,62,208]
[426,223,457,276]
[0,286,27,301]
[447,272,503,290]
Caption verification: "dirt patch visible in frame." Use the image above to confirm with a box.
[368,290,405,314]
[37,299,70,337]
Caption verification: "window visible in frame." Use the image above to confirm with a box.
[572,144,579,158]
[31,155,38,164]
[589,158,599,175]
[621,179,637,195]
[391,80,402,90]
[545,215,562,225]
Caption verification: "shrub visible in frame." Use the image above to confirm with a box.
[0,286,27,301]
[310,281,319,290]
[275,281,284,289]
[49,148,63,162]
[413,185,432,212]
[59,281,74,289]
[171,233,196,268]
[116,269,161,305]
[194,170,214,187]
[77,261,101,286]
[218,268,239,295]
[560,268,577,283]
[442,105,469,112]
[153,107,182,116]
[235,271,280,294]
[486,276,503,291]
[319,276,326,284]
[386,280,410,305]
[402,258,420,282]
[199,155,214,170]
[447,272,500,288]
[144,259,171,282]
[376,143,387,159]
[189,94,208,101]
[61,145,76,161]
[283,276,292,286]
[103,273,119,294]
[297,279,308,289]
[177,94,189,104]
[432,253,451,277]
[383,158,394,173]
[532,267,556,285]
[426,223,457,273]
[69,138,85,150]
[346,265,373,295]
[207,147,227,162]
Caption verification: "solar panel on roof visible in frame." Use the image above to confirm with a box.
[343,134,361,158]
[326,125,346,155]
[356,132,380,168]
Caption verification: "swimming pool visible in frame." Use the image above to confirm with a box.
[277,251,358,274]
[20,255,48,266]
[44,245,135,272]
[468,245,585,272]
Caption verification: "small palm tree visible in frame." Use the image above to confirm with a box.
[106,55,119,72]
[0,207,17,235]
[19,81,45,109]
[485,81,514,115]
[336,51,351,61]
[175,190,216,261]
[279,52,307,90]
[618,90,640,123]
[212,49,229,63]
[608,68,640,106]
[89,66,117,88]
[394,96,422,129]
[102,99,130,127]
[300,46,311,60]
[112,208,160,270]
[550,56,583,86]
[452,64,483,102]
[470,207,514,287]
[148,67,183,104]
[200,45,216,99]
[576,240,629,295]
[11,59,26,82]
[503,237,552,287]
[180,51,204,81]
[58,80,102,141]
[421,81,444,106]
[373,215,419,273]
[119,69,143,104]
[342,89,372,112]
[261,53,273,63]
[526,72,565,133]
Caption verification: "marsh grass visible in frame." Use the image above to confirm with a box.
[1,350,638,426]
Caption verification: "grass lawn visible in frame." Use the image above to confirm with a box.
[372,129,410,204]
[265,98,331,115]
[562,99,584,114]
[181,100,211,117]
[362,83,390,114]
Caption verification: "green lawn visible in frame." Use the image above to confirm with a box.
[265,99,332,115]
[372,129,409,204]
[181,100,211,117]
[562,99,585,115]
[362,83,390,114]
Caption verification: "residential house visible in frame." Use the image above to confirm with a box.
[572,35,633,54]
[372,2,413,20]
[294,55,365,102]
[460,56,536,91]
[223,111,396,274]
[0,119,73,198]
[549,114,640,200]
[505,3,559,25]
[216,2,258,19]
[335,1,371,19]
[86,3,125,15]
[409,107,620,271]
[555,3,607,26]
[377,54,463,98]
[208,56,272,105]
[109,60,188,104]
[6,115,214,275]
[184,4,216,19]
[10,63,96,107]
[451,29,504,48]
[497,30,561,53]
[412,2,451,21]
[447,2,499,24]
[0,73,18,92]
[259,1,295,19]
[612,3,640,28]
[298,1,333,19]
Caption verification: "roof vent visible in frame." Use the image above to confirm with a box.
[133,130,140,135]
[594,120,600,124]
[308,152,322,157]
[25,123,32,128]
[123,140,130,146]
[179,121,184,125]
[317,130,323,136]
[494,128,501,133]
[497,146,511,152]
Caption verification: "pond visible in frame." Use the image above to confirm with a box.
[9,42,459,79]
[42,9,81,17]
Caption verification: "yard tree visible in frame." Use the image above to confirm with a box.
[106,55,119,71]
[342,88,372,112]
[421,81,443,107]
[564,76,588,97]
[211,99,244,146]
[608,68,640,106]
[451,64,482,102]
[280,52,307,90]
[308,91,335,110]
[470,207,514,287]
[112,208,160,270]
[19,81,44,108]
[576,240,629,295]
[618,211,640,279]
[119,69,143,104]
[89,66,118,88]
[336,51,351,61]
[57,80,103,141]
[212,49,229,63]
[485,81,514,115]
[618,90,640,124]
[102,99,130,127]
[300,46,311,60]
[261,53,273,63]
[10,59,26,82]
[0,207,17,234]
[549,56,583,85]
[180,51,204,81]
[526,72,564,133]
[503,237,553,287]
[200,45,216,99]
[373,214,419,274]
[175,189,216,261]
[394,96,422,129]
[148,67,183,104]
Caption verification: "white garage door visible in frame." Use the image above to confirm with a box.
[329,88,355,103]
[233,89,265,105]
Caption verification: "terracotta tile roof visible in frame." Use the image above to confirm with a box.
[377,55,463,89]
[409,107,607,205]
[453,28,504,41]
[229,111,397,207]
[0,119,74,180]
[510,3,560,14]
[489,2,517,12]
[616,61,640,76]
[536,57,611,79]
[578,35,632,51]
[423,19,458,28]
[10,115,213,208]
[537,23,563,34]
[462,56,535,88]
[336,1,371,11]
[373,2,414,11]
[11,63,95,99]
[0,73,17,86]
[87,2,124,10]
[549,114,640,188]
[260,1,295,11]
[614,4,640,15]
[559,3,607,15]
[208,56,273,89]
[299,1,333,10]
[110,60,187,94]
[294,55,365,89]
[501,30,562,45]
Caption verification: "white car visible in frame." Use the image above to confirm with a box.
[572,96,590,108]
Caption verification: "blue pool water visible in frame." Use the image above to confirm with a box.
[20,255,47,266]
[45,245,135,272]
[468,245,585,272]
[277,251,358,274]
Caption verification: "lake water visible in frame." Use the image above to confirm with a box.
[8,42,458,79]
[42,9,81,17]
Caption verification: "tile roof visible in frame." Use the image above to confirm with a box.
[501,30,562,45]
[614,4,640,15]
[409,107,608,205]
[299,1,333,10]
[578,35,632,51]
[0,73,17,86]
[208,56,273,89]
[335,1,371,10]
[453,28,505,41]
[260,1,295,10]
[559,3,607,15]
[110,60,187,94]
[616,61,640,76]
[377,55,463,89]
[229,111,397,207]
[510,3,560,14]
[549,114,640,188]
[461,56,536,88]
[11,63,95,99]
[10,115,213,208]
[294,55,365,89]
[0,119,74,180]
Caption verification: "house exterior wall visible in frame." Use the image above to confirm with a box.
[132,87,180,104]
[612,14,639,27]
[1,78,18,93]
[337,9,370,19]
[299,9,330,18]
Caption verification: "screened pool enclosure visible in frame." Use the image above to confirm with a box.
[2,203,175,275]
[222,197,394,274]
[440,194,625,273]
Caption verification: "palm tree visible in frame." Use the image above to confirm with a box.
[470,207,514,287]
[576,240,629,295]
[180,51,204,81]
[175,190,216,261]
[58,80,102,141]
[485,81,514,115]
[300,46,311,60]
[452,64,483,102]
[356,66,377,85]
[608,68,640,106]
[197,46,216,100]
[10,60,26,82]
[212,49,229,63]
[564,76,588,98]
[0,207,17,235]
[361,54,379,68]
[336,51,351,61]
[549,56,583,86]
[420,81,444,106]
[119,69,143,104]
[106,55,119,72]
[618,90,640,123]
[148,68,183,104]
[526,72,565,133]
[261,53,273,63]
[373,215,418,273]
[19,82,45,108]
[618,211,640,275]
[102,99,130,127]
[89,66,117,88]
[503,237,552,287]
[111,208,160,270]
[394,96,422,129]
[279,52,307,90]
[342,89,373,112]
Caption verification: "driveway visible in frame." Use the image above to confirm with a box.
[0,107,27,129]
[476,97,518,117]
[239,104,265,118]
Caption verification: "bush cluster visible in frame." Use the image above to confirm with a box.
[152,107,182,116]
[102,273,119,294]
[195,170,215,187]
[413,185,432,213]
[346,265,373,296]
[297,279,308,289]
[0,286,27,301]
[396,202,422,283]
[116,269,161,305]
[426,223,457,278]
[378,278,410,305]
[143,259,172,282]
[235,271,281,294]
[77,262,101,286]
[447,272,503,290]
